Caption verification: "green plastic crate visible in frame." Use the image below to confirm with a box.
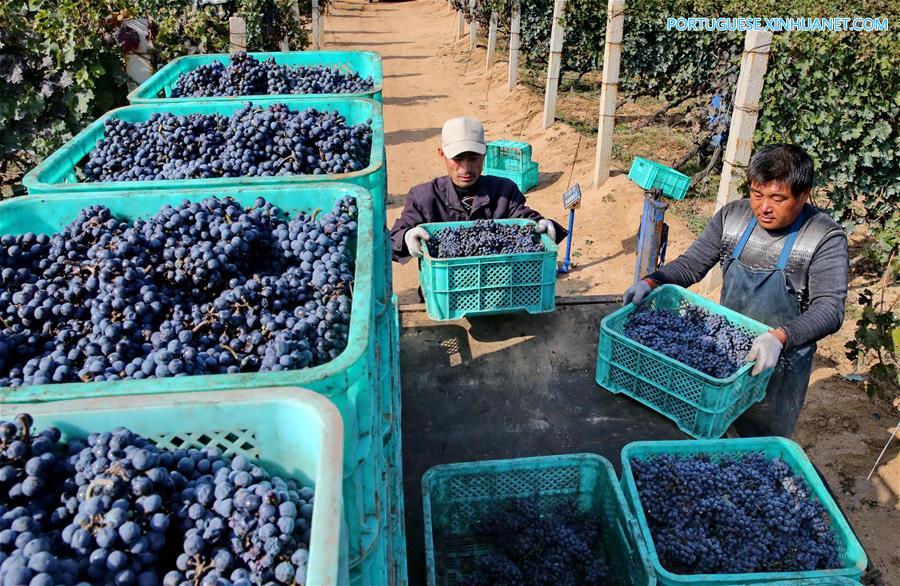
[127,51,384,105]
[628,156,690,201]
[417,219,557,321]
[484,161,539,194]
[21,96,391,310]
[485,139,533,173]
[620,438,867,585]
[0,185,390,563]
[423,454,656,586]
[0,388,348,586]
[596,284,774,439]
[21,98,383,198]
[0,186,376,467]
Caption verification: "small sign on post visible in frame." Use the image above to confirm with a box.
[558,183,581,274]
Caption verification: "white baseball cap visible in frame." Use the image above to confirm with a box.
[441,117,486,159]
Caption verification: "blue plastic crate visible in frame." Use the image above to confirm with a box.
[484,161,539,193]
[485,139,533,173]
[620,438,867,585]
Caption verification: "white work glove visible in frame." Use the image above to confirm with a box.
[623,279,653,306]
[536,219,557,242]
[746,331,783,376]
[404,226,430,258]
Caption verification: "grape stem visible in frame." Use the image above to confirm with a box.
[85,478,115,498]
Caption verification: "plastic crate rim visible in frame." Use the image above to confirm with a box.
[0,183,377,404]
[619,437,868,581]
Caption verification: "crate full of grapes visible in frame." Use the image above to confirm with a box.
[0,387,347,585]
[417,219,558,321]
[595,285,775,439]
[423,454,655,586]
[620,438,867,585]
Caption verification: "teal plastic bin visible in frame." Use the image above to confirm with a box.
[485,139,533,172]
[0,185,377,468]
[596,284,774,439]
[418,219,557,321]
[484,162,539,194]
[20,96,390,309]
[620,438,868,585]
[628,156,690,200]
[127,51,384,104]
[423,454,656,586]
[0,387,348,586]
[22,98,383,199]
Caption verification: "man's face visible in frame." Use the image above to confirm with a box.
[440,149,484,188]
[749,180,808,230]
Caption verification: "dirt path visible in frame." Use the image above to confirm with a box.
[323,0,898,582]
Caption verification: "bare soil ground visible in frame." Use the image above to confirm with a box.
[322,0,899,580]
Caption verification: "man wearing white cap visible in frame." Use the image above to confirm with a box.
[390,116,566,261]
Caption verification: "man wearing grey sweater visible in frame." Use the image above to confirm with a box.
[623,144,849,437]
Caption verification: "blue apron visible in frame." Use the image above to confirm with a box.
[720,214,815,438]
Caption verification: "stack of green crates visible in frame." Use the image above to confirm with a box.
[484,139,539,193]
[11,50,407,585]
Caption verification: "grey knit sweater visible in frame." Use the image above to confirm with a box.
[646,200,849,350]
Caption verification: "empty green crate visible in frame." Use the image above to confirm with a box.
[418,219,557,321]
[620,438,867,585]
[485,161,539,194]
[485,139,533,172]
[628,156,690,201]
[127,51,384,104]
[596,284,774,439]
[423,454,656,586]
[0,388,348,586]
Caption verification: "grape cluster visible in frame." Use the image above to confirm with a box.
[0,195,358,389]
[0,414,316,585]
[82,104,373,182]
[623,305,754,378]
[170,52,375,98]
[459,498,609,586]
[428,220,545,259]
[632,453,842,575]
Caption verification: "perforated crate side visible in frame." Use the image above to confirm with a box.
[6,389,347,586]
[423,454,655,586]
[619,438,867,585]
[596,284,774,413]
[486,140,533,173]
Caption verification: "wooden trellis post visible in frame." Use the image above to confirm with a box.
[312,0,322,49]
[591,0,625,187]
[486,11,499,70]
[701,29,773,294]
[542,0,566,128]
[229,16,247,52]
[469,0,477,50]
[508,0,521,90]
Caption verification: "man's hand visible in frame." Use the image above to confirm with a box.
[404,226,430,258]
[623,279,654,305]
[536,219,557,242]
[746,330,784,376]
